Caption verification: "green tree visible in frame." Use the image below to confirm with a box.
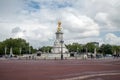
[0,38,35,55]
[0,42,4,55]
[112,45,120,54]
[39,46,52,53]
[100,44,112,55]
[66,43,83,53]
[85,42,98,53]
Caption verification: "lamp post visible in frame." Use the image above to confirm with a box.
[76,47,79,59]
[29,46,31,54]
[77,47,79,54]
[5,46,7,56]
[48,47,49,53]
[86,47,88,54]
[20,47,22,56]
[60,40,64,60]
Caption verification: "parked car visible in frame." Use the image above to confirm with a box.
[105,54,112,57]
[96,54,103,58]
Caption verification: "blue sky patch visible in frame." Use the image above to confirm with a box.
[56,1,72,8]
[25,0,40,12]
[113,31,120,37]
[28,1,40,9]
[41,0,72,9]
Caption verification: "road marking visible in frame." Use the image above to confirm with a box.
[59,72,120,80]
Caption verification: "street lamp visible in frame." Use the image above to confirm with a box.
[77,47,79,54]
[29,46,31,54]
[48,47,49,53]
[86,47,88,54]
[20,47,22,55]
[5,46,7,55]
[76,46,79,59]
[60,40,64,60]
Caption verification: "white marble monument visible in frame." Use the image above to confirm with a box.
[40,21,69,59]
[51,21,68,54]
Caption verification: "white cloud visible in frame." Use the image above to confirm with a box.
[0,0,25,19]
[95,12,108,25]
[0,0,120,48]
[12,27,22,33]
[62,14,100,39]
[104,33,120,45]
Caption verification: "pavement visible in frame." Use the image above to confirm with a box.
[0,58,120,80]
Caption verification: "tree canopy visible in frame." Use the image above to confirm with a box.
[0,38,35,55]
[0,38,120,55]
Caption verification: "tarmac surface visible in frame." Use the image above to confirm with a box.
[0,58,120,80]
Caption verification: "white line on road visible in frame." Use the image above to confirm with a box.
[59,72,120,80]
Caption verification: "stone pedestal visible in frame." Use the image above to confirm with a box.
[41,53,70,59]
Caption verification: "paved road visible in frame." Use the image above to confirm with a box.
[0,58,120,80]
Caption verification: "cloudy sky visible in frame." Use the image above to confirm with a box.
[0,0,120,48]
